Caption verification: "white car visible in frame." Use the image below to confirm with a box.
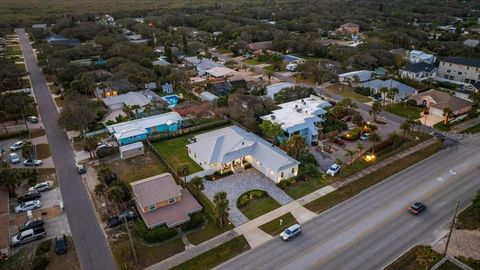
[326,163,341,176]
[9,153,20,164]
[23,159,43,167]
[280,224,301,241]
[28,181,54,192]
[360,133,370,141]
[10,141,24,151]
[15,200,41,213]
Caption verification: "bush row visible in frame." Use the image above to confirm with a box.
[237,190,267,208]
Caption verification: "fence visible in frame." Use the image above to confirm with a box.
[148,119,230,143]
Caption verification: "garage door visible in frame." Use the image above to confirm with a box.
[430,107,443,117]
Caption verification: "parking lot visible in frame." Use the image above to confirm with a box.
[0,136,54,169]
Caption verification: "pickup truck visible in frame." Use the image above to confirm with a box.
[11,227,46,247]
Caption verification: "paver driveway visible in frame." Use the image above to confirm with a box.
[202,169,293,226]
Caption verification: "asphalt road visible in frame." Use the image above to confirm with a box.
[16,28,117,270]
[216,137,480,270]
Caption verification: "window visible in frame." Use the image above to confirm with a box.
[447,70,451,73]
[291,168,295,174]
[281,172,284,178]
[149,204,156,210]
[458,72,462,75]
[168,197,176,204]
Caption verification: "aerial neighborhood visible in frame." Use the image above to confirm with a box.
[0,1,480,270]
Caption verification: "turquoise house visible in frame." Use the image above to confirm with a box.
[107,112,182,145]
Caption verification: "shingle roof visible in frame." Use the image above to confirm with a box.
[247,41,272,51]
[401,62,437,73]
[131,173,182,209]
[442,57,480,68]
[412,89,473,112]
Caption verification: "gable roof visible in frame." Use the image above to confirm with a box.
[411,89,473,111]
[360,79,417,96]
[131,173,182,208]
[401,62,437,73]
[187,126,299,172]
[338,70,374,82]
[102,91,154,108]
[463,39,480,48]
[107,112,182,134]
[441,57,480,68]
[247,41,272,51]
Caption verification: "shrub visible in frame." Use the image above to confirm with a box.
[299,163,320,179]
[277,177,297,189]
[300,153,318,166]
[237,194,250,207]
[250,190,266,198]
[134,219,177,243]
[31,256,50,270]
[237,190,267,207]
[35,240,51,256]
[354,87,372,96]
[468,110,479,119]
[341,128,361,140]
[406,99,418,107]
[180,212,205,231]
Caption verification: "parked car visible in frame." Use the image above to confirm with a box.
[360,133,370,141]
[9,141,24,151]
[326,163,341,176]
[19,218,45,232]
[9,153,20,164]
[11,227,46,247]
[28,181,54,192]
[75,164,86,174]
[55,234,68,254]
[119,210,136,221]
[15,200,41,213]
[23,159,42,167]
[17,191,41,203]
[408,202,427,215]
[26,116,39,123]
[280,224,302,241]
[333,136,345,146]
[107,210,136,228]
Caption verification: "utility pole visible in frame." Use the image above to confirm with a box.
[443,199,460,257]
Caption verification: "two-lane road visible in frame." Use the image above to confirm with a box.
[16,28,116,270]
[217,138,480,270]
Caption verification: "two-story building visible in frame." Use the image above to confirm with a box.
[399,62,438,81]
[106,112,182,145]
[261,95,331,145]
[131,173,202,228]
[438,57,480,84]
[187,125,300,183]
[408,50,437,64]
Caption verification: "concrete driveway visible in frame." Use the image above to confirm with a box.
[202,169,293,226]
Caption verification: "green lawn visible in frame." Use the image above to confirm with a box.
[384,245,442,270]
[384,103,424,119]
[259,213,297,236]
[457,193,480,230]
[461,123,480,133]
[108,148,168,183]
[244,58,262,65]
[324,83,371,103]
[239,195,281,220]
[305,141,442,213]
[15,62,26,72]
[284,178,327,199]
[433,121,451,131]
[171,236,250,270]
[264,64,286,72]
[153,136,203,174]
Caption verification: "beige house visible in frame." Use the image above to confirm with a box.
[410,89,473,117]
[438,57,480,84]
[131,173,202,228]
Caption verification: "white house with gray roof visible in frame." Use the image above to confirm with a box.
[187,125,299,183]
[261,95,331,145]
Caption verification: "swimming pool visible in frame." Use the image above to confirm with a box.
[162,94,180,108]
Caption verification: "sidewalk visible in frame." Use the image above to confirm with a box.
[450,116,480,133]
[146,138,439,270]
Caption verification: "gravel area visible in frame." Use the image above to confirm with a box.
[202,169,293,226]
[433,229,480,260]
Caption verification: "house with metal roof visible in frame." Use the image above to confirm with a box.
[408,50,437,64]
[187,125,300,183]
[261,95,331,145]
[283,55,305,64]
[102,90,160,111]
[338,70,374,85]
[131,173,202,228]
[360,79,418,102]
[107,112,182,145]
[400,62,438,81]
[266,82,295,99]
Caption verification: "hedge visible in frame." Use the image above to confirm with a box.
[181,212,205,232]
[237,190,267,208]
[134,219,178,243]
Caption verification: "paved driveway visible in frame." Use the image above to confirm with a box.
[202,169,293,226]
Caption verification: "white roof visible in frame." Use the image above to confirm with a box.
[114,128,147,140]
[261,95,331,132]
[107,112,182,135]
[119,141,144,151]
[338,70,373,82]
[206,66,236,78]
[187,126,299,171]
[266,82,295,98]
[200,91,218,101]
[102,91,151,108]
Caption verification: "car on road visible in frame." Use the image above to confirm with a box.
[23,159,42,167]
[28,181,54,192]
[26,116,39,123]
[9,141,24,151]
[9,153,20,164]
[19,218,45,232]
[55,234,68,254]
[15,200,41,213]
[107,210,136,228]
[360,133,370,141]
[75,163,86,174]
[408,202,427,215]
[326,163,341,176]
[11,227,46,247]
[280,224,301,241]
[17,191,41,203]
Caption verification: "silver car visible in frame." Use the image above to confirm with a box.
[11,227,46,247]
[10,141,24,151]
[15,200,41,213]
[280,224,302,241]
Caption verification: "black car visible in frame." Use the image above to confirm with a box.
[17,191,41,203]
[408,202,427,215]
[55,234,68,255]
[19,218,45,232]
[107,210,136,228]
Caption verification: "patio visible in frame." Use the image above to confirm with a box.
[202,169,293,226]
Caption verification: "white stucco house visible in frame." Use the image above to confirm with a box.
[186,125,299,183]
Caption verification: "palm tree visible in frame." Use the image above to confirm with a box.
[177,163,191,187]
[368,131,381,155]
[388,132,402,148]
[249,67,255,74]
[400,119,412,138]
[356,142,364,156]
[294,74,302,84]
[327,134,335,152]
[379,87,389,106]
[369,101,382,122]
[107,185,126,204]
[130,104,141,119]
[213,191,230,229]
[97,164,117,185]
[98,81,108,99]
[352,75,361,87]
[21,140,35,160]
[189,176,204,196]
[390,88,399,104]
[0,160,19,196]
[122,104,133,120]
[344,148,358,165]
[442,107,453,125]
[266,70,274,84]
[0,111,9,134]
[84,136,98,159]
[352,113,364,127]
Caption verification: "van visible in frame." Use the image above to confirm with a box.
[280,224,301,241]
